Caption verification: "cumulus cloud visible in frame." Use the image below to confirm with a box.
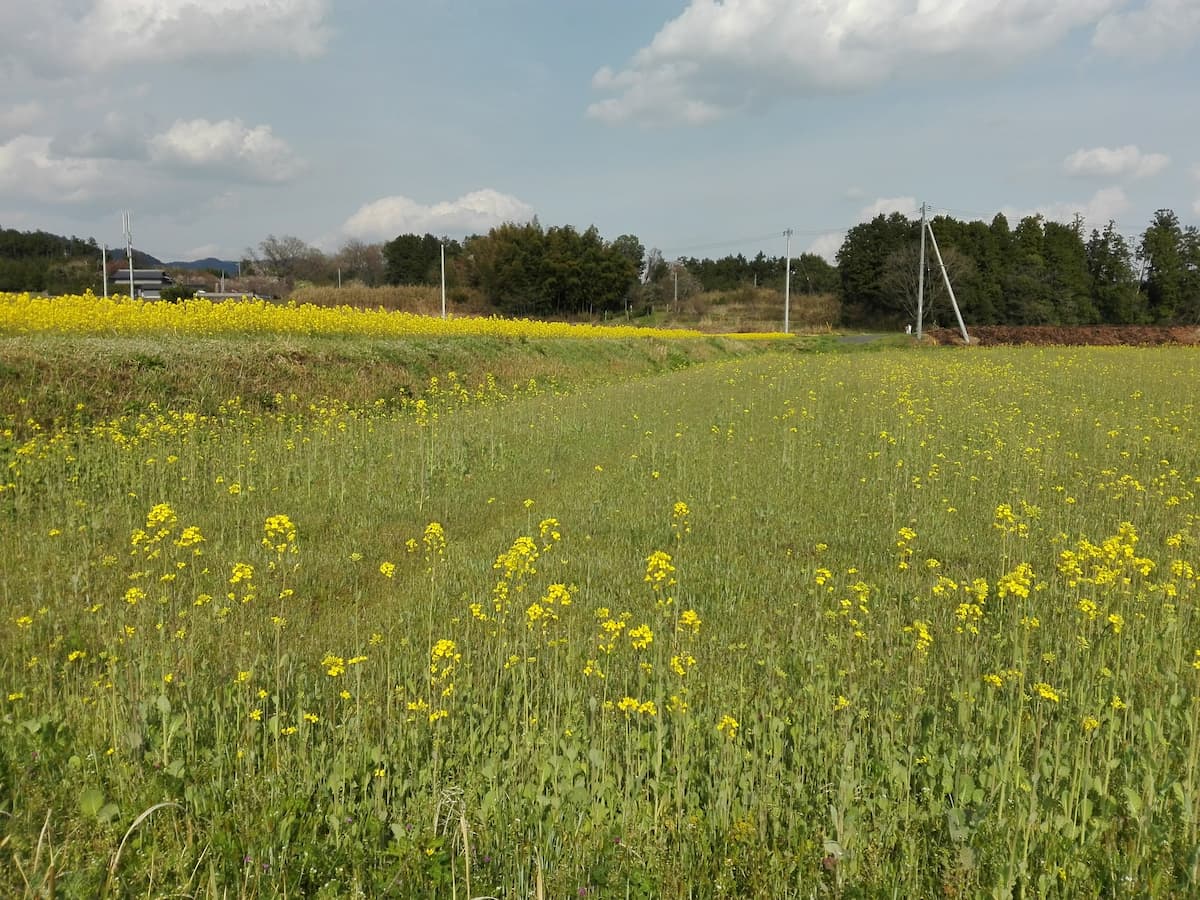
[806,198,919,263]
[341,189,536,241]
[0,0,331,75]
[0,134,110,203]
[1005,186,1131,229]
[148,118,304,183]
[1093,0,1200,57]
[858,196,920,220]
[589,0,1126,124]
[1063,145,1169,178]
[807,232,844,263]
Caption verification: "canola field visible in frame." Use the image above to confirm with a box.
[2,294,1200,897]
[0,291,787,342]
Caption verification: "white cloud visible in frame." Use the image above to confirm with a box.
[148,119,304,183]
[589,0,1125,124]
[803,198,917,263]
[1093,0,1200,57]
[341,189,536,241]
[0,0,331,75]
[858,196,920,221]
[807,232,844,263]
[0,134,109,203]
[0,102,43,133]
[1063,145,1169,178]
[1005,186,1131,229]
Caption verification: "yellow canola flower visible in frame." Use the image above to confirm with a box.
[678,609,701,634]
[1032,682,1061,703]
[0,292,780,341]
[262,514,297,554]
[644,550,676,586]
[629,624,654,650]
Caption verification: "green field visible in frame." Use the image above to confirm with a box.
[2,336,1199,897]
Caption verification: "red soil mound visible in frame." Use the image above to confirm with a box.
[927,325,1200,346]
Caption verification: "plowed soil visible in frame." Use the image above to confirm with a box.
[927,325,1200,346]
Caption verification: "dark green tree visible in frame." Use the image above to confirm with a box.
[383,233,442,285]
[1042,217,1097,324]
[836,213,920,323]
[1139,209,1186,322]
[1001,215,1056,323]
[610,234,645,282]
[1086,222,1145,323]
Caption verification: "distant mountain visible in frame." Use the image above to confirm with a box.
[1,225,240,291]
[109,247,163,268]
[165,258,239,276]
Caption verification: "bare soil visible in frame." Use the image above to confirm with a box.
[928,325,1200,347]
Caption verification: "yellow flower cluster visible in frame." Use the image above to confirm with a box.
[0,291,787,341]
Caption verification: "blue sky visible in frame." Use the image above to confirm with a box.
[1,0,1197,263]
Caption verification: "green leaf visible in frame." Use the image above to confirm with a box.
[80,787,105,818]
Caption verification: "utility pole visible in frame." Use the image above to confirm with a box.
[673,264,678,311]
[101,244,108,298]
[783,228,793,334]
[122,211,135,299]
[440,242,447,319]
[925,220,970,344]
[916,202,927,339]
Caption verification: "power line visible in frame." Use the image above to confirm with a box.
[661,225,855,259]
[661,232,784,256]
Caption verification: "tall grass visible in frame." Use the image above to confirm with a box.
[1,344,1199,896]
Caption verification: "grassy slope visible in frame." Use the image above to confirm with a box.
[0,332,831,433]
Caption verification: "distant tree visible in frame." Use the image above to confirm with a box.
[836,212,920,322]
[999,215,1057,324]
[665,261,702,310]
[254,234,326,283]
[611,234,646,282]
[792,253,839,295]
[1139,209,1187,322]
[1042,217,1097,324]
[1086,222,1145,324]
[472,221,548,314]
[161,285,196,302]
[383,233,442,285]
[644,248,669,285]
[335,239,386,286]
[1182,226,1200,323]
[879,241,976,326]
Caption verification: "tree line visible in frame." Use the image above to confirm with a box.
[233,207,1200,325]
[4,207,1198,325]
[0,229,105,294]
[837,209,1199,326]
